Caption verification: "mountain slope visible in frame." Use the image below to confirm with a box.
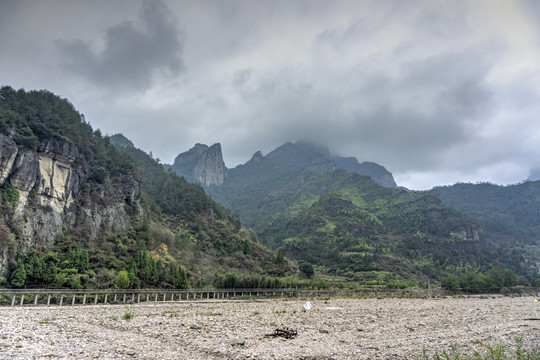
[433,181,540,277]
[204,141,396,228]
[0,86,292,289]
[257,170,491,283]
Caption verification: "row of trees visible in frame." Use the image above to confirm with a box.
[441,266,520,291]
[7,248,188,290]
[213,272,297,289]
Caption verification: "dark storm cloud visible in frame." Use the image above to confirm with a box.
[57,0,184,91]
[223,45,496,173]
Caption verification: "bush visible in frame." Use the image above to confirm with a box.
[299,262,314,278]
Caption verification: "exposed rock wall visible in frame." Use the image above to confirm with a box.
[172,143,227,186]
[0,136,140,274]
[0,134,18,185]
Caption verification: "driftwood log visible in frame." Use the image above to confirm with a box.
[265,327,298,339]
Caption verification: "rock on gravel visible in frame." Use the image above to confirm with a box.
[0,296,538,359]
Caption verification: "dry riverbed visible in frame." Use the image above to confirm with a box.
[0,296,538,359]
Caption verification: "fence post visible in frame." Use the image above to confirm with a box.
[20,294,25,306]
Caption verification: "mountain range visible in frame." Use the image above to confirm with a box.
[168,140,539,284]
[1,85,538,290]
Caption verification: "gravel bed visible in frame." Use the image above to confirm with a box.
[0,296,538,359]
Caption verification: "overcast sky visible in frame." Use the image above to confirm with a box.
[1,0,539,190]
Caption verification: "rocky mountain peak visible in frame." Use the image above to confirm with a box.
[250,151,264,162]
[171,143,227,186]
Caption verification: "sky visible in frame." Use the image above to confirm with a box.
[1,0,539,190]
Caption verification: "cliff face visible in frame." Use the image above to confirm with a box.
[171,143,227,186]
[0,134,141,274]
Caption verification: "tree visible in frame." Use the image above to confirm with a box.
[441,274,460,290]
[115,270,130,289]
[10,263,26,288]
[172,265,188,289]
[43,261,57,284]
[275,249,285,265]
[27,253,43,283]
[299,261,314,278]
[80,250,89,272]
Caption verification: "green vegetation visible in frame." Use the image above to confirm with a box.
[10,262,26,288]
[256,175,496,287]
[433,182,540,280]
[2,86,538,291]
[441,266,519,292]
[122,312,134,321]
[0,87,294,289]
[0,86,134,178]
[213,272,297,289]
[199,312,222,316]
[417,338,539,360]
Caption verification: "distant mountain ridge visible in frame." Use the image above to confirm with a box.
[169,140,397,188]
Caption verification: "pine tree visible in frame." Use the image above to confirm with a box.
[80,249,89,272]
[178,266,188,289]
[10,263,26,288]
[43,261,57,284]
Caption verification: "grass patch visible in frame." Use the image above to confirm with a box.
[273,309,287,314]
[122,312,134,321]
[161,310,179,317]
[251,311,261,316]
[417,338,539,360]
[198,312,222,316]
[38,318,50,324]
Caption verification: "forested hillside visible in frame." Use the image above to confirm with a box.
[1,86,536,291]
[433,182,540,279]
[256,170,503,287]
[0,86,293,289]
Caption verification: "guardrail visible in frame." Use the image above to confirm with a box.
[0,288,297,307]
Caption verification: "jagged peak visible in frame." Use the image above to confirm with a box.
[250,150,264,161]
[208,143,222,151]
[171,142,226,186]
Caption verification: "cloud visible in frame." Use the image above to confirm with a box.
[2,0,540,190]
[57,0,184,91]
